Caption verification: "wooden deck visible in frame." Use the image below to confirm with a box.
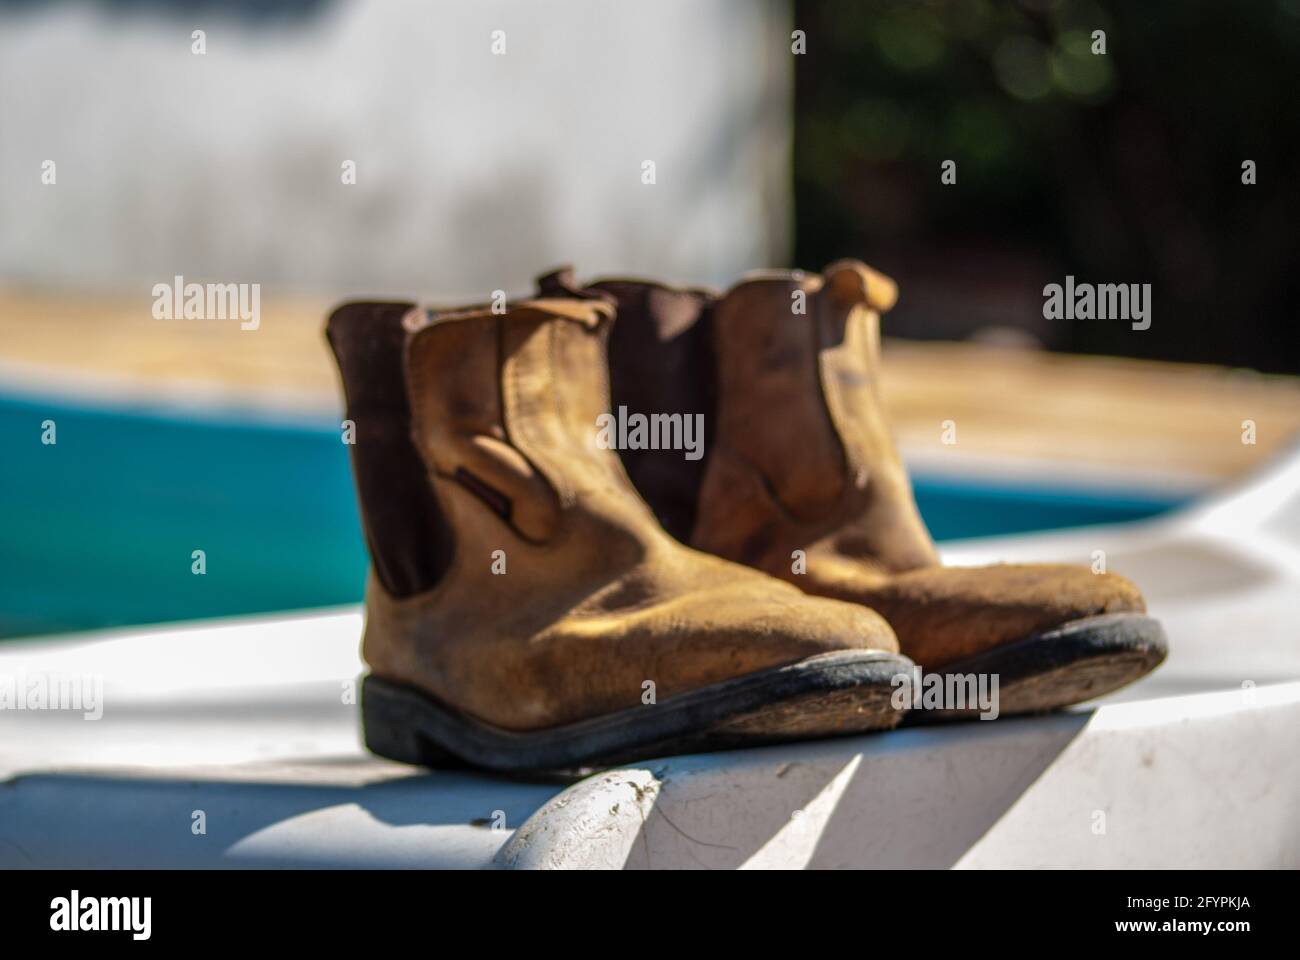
[3,289,1297,486]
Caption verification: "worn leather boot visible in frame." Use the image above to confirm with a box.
[542,263,1167,720]
[325,295,912,771]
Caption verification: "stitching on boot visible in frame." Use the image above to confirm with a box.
[501,315,574,511]
[816,305,870,493]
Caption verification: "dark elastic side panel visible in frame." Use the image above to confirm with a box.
[325,301,454,597]
[593,281,717,544]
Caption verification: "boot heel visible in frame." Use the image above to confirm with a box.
[361,675,464,768]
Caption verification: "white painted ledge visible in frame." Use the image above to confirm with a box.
[4,448,1299,868]
[498,682,1300,869]
[0,610,569,869]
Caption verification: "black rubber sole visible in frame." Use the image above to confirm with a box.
[362,650,912,773]
[905,612,1168,723]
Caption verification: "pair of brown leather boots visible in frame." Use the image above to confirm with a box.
[326,260,1165,772]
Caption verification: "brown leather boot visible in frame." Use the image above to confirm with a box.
[544,263,1167,720]
[325,295,912,771]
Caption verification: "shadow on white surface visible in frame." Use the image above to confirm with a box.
[4,446,1300,868]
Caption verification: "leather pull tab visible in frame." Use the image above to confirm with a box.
[536,265,578,297]
[823,259,898,313]
[455,435,561,542]
[535,266,617,308]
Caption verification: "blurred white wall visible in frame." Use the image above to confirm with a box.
[0,0,791,301]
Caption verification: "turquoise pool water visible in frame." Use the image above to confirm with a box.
[0,391,1191,639]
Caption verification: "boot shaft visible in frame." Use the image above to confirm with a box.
[592,260,939,575]
[703,261,937,574]
[711,262,897,521]
[404,298,651,548]
[328,294,656,601]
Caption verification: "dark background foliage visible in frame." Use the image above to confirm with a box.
[792,0,1300,373]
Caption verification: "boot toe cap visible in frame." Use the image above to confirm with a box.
[868,563,1146,668]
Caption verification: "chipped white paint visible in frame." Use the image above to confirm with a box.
[496,770,661,870]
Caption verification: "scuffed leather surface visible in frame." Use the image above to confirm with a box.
[359,298,899,732]
[807,562,1145,669]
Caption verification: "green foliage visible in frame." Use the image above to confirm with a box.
[793,0,1300,371]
